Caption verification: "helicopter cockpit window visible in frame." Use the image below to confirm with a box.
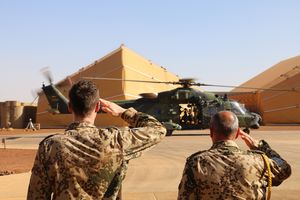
[230,101,246,115]
[175,90,192,100]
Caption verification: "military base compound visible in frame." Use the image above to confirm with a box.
[0,46,299,129]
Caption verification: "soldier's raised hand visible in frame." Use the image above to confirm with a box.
[238,129,259,149]
[99,98,126,117]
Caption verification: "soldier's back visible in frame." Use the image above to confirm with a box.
[35,123,125,200]
[184,141,267,199]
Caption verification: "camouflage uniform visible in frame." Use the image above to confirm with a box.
[178,140,291,200]
[27,108,166,200]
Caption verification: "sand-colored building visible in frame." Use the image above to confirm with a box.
[0,101,36,128]
[231,55,300,124]
[37,45,179,128]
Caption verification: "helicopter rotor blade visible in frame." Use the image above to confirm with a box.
[82,77,180,85]
[196,83,299,92]
[40,67,53,84]
[82,76,299,92]
[30,95,39,105]
[30,88,41,105]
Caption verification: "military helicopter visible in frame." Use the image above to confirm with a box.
[41,71,262,136]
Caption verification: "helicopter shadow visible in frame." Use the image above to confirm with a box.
[171,132,210,137]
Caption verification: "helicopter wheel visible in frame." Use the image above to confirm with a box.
[166,130,173,136]
[243,128,250,135]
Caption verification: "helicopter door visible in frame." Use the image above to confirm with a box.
[179,103,201,127]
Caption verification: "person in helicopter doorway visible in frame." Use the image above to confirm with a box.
[178,111,291,200]
[181,108,189,124]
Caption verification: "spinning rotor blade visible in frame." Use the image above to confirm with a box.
[40,67,53,84]
[82,77,180,85]
[196,83,299,92]
[30,88,41,105]
[30,95,39,105]
[82,76,299,92]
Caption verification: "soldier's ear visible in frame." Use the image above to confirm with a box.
[95,101,100,113]
[235,128,240,139]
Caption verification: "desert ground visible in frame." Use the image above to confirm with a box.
[0,127,299,200]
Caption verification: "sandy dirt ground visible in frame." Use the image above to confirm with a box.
[0,128,64,135]
[0,127,299,200]
[0,149,36,175]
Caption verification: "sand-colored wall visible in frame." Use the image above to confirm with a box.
[122,47,178,96]
[232,56,300,93]
[231,55,300,124]
[228,92,262,114]
[0,101,36,128]
[261,72,300,124]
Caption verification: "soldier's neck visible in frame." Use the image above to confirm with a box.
[212,133,235,143]
[213,138,235,143]
[73,114,95,125]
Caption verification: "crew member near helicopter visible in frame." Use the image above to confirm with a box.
[178,111,291,200]
[27,80,166,200]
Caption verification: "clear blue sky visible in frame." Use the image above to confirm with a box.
[1,1,300,102]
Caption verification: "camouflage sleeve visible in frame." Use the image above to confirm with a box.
[177,160,197,200]
[119,107,166,160]
[27,143,52,200]
[257,140,292,186]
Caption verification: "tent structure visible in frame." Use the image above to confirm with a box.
[36,45,180,128]
[230,55,300,124]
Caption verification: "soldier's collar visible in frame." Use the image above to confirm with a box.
[211,140,239,149]
[66,121,96,130]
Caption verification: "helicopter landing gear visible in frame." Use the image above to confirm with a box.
[243,128,250,134]
[166,129,174,136]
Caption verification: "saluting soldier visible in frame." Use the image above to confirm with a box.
[178,111,291,200]
[27,80,166,200]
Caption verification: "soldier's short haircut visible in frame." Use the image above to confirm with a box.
[210,111,239,137]
[69,80,99,117]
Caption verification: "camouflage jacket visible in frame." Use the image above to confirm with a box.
[178,140,291,200]
[27,108,166,200]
